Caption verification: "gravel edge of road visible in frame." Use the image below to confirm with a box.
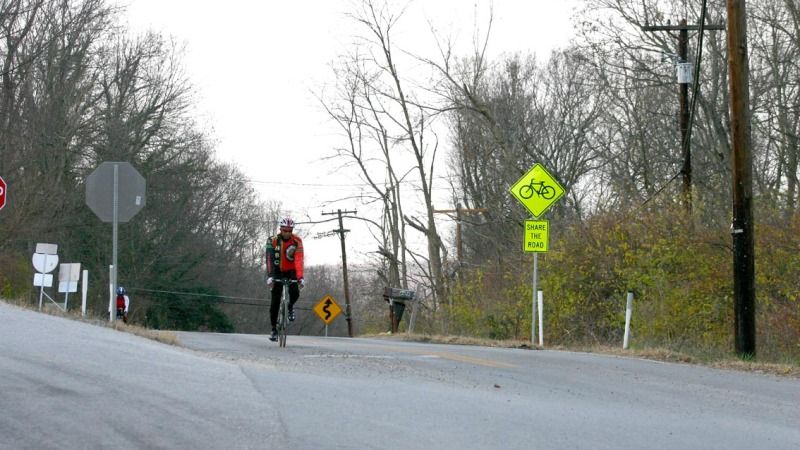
[3,298,797,379]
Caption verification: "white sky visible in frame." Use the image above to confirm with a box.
[119,0,580,266]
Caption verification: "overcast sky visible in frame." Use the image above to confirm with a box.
[119,0,580,266]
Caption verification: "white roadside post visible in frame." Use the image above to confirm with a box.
[108,265,114,321]
[537,290,544,346]
[623,291,634,349]
[81,270,88,317]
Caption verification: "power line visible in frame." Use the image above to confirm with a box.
[242,177,454,192]
[129,287,267,306]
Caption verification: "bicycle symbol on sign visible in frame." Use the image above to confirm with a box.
[518,178,556,200]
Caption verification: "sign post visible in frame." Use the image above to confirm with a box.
[32,243,59,311]
[58,263,81,310]
[524,220,549,345]
[510,164,564,345]
[86,162,146,321]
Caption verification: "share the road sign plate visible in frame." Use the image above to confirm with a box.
[509,163,565,218]
[523,220,549,253]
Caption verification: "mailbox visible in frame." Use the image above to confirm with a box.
[383,287,415,333]
[383,287,415,302]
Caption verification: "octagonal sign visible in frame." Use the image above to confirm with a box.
[85,162,146,222]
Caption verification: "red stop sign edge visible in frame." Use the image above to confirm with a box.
[0,176,6,210]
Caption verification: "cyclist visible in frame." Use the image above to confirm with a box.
[115,286,130,323]
[266,217,305,342]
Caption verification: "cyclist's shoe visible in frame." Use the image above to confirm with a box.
[288,309,296,322]
[269,329,278,342]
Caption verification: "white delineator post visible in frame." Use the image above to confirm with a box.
[537,290,544,346]
[81,270,88,317]
[108,265,114,321]
[623,291,634,349]
[38,253,49,311]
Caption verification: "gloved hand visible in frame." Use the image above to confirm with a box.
[267,277,274,287]
[299,278,305,289]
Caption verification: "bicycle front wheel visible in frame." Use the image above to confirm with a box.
[541,186,555,199]
[278,300,288,348]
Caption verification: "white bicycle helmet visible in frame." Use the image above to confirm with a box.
[279,217,295,230]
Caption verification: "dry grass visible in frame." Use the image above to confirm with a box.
[110,321,181,346]
[373,332,535,349]
[368,332,800,378]
[6,297,798,377]
[2,298,181,347]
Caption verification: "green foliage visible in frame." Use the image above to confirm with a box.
[753,212,800,360]
[0,252,32,300]
[446,269,530,340]
[144,288,234,333]
[440,203,800,362]
[540,206,735,351]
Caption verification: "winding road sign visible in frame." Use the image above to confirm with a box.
[314,295,342,325]
[509,163,565,217]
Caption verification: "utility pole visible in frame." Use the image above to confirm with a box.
[642,20,725,213]
[678,19,691,211]
[322,209,357,337]
[726,0,756,357]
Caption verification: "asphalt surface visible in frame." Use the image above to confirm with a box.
[2,301,799,449]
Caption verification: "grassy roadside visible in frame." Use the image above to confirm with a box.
[366,332,800,378]
[5,297,797,378]
[1,298,180,346]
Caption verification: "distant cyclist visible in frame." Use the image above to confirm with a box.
[266,217,305,342]
[115,286,130,323]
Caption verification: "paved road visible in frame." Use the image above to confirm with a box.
[2,301,799,449]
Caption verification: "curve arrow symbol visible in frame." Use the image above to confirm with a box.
[323,299,333,320]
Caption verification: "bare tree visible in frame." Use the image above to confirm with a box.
[324,0,447,306]
[749,0,800,214]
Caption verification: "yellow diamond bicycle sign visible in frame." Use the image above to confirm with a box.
[509,163,565,217]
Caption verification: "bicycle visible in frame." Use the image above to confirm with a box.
[116,308,128,324]
[519,178,555,200]
[275,278,298,347]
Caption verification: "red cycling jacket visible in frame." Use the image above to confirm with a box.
[266,234,304,279]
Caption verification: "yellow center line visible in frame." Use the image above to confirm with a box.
[301,338,519,369]
[365,344,518,369]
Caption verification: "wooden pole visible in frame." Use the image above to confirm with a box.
[726,0,756,357]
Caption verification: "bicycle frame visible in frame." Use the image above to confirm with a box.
[275,278,297,347]
[519,179,555,200]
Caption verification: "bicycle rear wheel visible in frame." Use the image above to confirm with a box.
[519,185,533,199]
